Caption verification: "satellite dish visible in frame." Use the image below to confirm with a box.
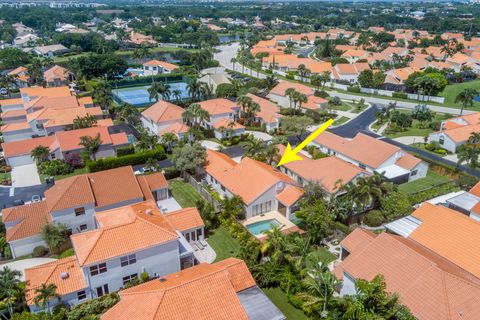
[0,88,7,96]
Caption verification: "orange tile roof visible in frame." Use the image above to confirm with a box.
[339,228,375,252]
[143,60,179,70]
[95,118,114,127]
[212,118,244,130]
[2,202,51,241]
[275,185,304,206]
[0,109,26,119]
[197,98,237,116]
[20,86,71,99]
[102,258,255,320]
[334,230,480,320]
[0,98,23,106]
[43,65,70,83]
[395,153,422,170]
[205,150,297,204]
[28,106,103,128]
[141,100,184,123]
[469,181,480,197]
[158,121,190,136]
[278,144,367,193]
[303,95,329,110]
[313,132,401,168]
[246,93,281,124]
[25,257,87,306]
[74,201,178,266]
[443,123,480,143]
[335,63,371,75]
[8,66,27,76]
[456,112,480,125]
[269,81,314,97]
[110,132,129,145]
[25,96,80,112]
[164,207,204,232]
[447,52,471,65]
[2,136,55,157]
[139,172,168,191]
[409,203,480,279]
[341,49,368,58]
[54,126,114,152]
[305,61,333,74]
[78,96,94,106]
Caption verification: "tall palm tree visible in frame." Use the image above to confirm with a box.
[200,83,214,100]
[34,283,60,313]
[457,145,480,169]
[455,88,479,116]
[260,226,287,263]
[230,57,237,72]
[161,132,178,153]
[182,103,209,127]
[297,258,340,316]
[148,82,162,102]
[27,59,44,85]
[246,101,260,125]
[285,88,296,109]
[352,173,392,210]
[263,143,280,164]
[187,77,202,101]
[243,136,264,159]
[79,134,102,161]
[158,83,171,101]
[0,267,22,316]
[133,44,151,60]
[31,145,50,164]
[92,81,113,110]
[296,93,308,111]
[265,74,278,90]
[172,89,182,101]
[236,95,253,115]
[468,132,480,149]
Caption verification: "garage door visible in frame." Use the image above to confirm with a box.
[8,155,34,167]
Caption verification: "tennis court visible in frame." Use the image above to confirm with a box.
[113,82,189,107]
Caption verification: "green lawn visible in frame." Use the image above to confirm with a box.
[316,246,337,263]
[385,112,451,139]
[440,80,480,110]
[410,142,448,157]
[398,170,451,194]
[39,167,88,183]
[207,225,241,262]
[329,103,351,111]
[168,178,204,208]
[263,288,309,320]
[334,116,350,126]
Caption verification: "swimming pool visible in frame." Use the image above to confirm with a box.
[246,219,281,235]
[113,82,189,107]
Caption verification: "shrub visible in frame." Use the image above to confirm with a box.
[434,149,447,155]
[87,147,165,172]
[392,92,408,99]
[347,86,361,93]
[407,183,458,205]
[363,210,384,227]
[38,160,74,176]
[314,90,329,98]
[330,96,342,105]
[334,221,351,235]
[380,191,412,220]
[116,145,135,157]
[59,248,75,259]
[32,246,48,257]
[64,153,84,168]
[140,271,150,283]
[456,174,478,189]
[67,293,120,320]
[163,166,181,179]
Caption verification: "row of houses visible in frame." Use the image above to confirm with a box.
[6,64,74,88]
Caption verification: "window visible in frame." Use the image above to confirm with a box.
[50,153,56,160]
[96,284,109,297]
[439,136,445,145]
[79,224,88,231]
[77,291,87,301]
[221,185,226,192]
[75,207,85,216]
[196,228,203,239]
[122,274,138,285]
[185,232,190,242]
[120,254,136,267]
[90,263,107,276]
[359,163,366,169]
[411,169,418,176]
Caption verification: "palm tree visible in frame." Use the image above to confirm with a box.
[117,103,140,125]
[182,103,209,127]
[296,93,308,111]
[173,89,182,101]
[297,64,310,82]
[27,59,44,85]
[351,173,392,210]
[187,77,202,101]
[34,283,60,313]
[79,134,102,161]
[297,258,340,316]
[161,132,178,153]
[148,82,162,102]
[230,57,237,72]
[320,71,331,89]
[31,145,50,164]
[92,81,113,110]
[285,88,296,109]
[236,95,253,118]
[246,101,260,125]
[264,143,280,164]
[200,83,214,100]
[133,43,151,60]
[468,132,480,149]
[457,145,480,169]
[455,88,479,116]
[265,74,278,90]
[158,83,171,101]
[243,136,264,159]
[311,74,322,91]
[0,267,22,316]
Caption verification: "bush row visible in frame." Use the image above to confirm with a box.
[392,92,408,99]
[86,147,166,172]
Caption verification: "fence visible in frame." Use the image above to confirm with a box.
[158,43,198,49]
[183,172,222,212]
[109,73,187,88]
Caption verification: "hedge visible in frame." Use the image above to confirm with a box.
[110,73,186,88]
[116,145,135,157]
[347,86,361,93]
[392,92,408,99]
[86,147,166,172]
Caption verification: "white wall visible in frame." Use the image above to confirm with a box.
[408,161,428,182]
[339,272,357,296]
[9,235,47,258]
[51,203,96,234]
[428,132,458,153]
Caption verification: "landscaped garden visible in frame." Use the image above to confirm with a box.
[398,170,451,195]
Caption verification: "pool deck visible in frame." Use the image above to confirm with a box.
[242,211,303,240]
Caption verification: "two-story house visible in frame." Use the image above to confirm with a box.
[140,100,190,139]
[24,200,203,312]
[203,150,303,220]
[2,166,170,258]
[311,131,428,183]
[142,60,179,76]
[196,98,244,138]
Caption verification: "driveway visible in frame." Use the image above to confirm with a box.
[392,136,424,145]
[329,105,379,138]
[11,163,41,187]
[201,140,222,150]
[1,258,56,281]
[246,131,273,141]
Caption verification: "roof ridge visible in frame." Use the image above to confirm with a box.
[77,228,104,266]
[440,270,453,320]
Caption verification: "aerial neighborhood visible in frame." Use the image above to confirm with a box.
[0,2,480,320]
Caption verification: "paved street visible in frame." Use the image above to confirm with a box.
[215,43,267,79]
[0,184,49,209]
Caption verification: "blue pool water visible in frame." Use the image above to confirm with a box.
[113,82,189,107]
[246,219,281,235]
[474,95,480,103]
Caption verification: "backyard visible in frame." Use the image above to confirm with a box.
[263,287,309,320]
[398,170,451,194]
[168,178,204,207]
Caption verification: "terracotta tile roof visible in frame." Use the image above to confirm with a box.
[313,132,401,169]
[341,49,367,58]
[443,123,480,143]
[8,66,27,76]
[212,118,244,130]
[0,98,23,107]
[2,202,51,241]
[395,153,422,170]
[269,81,314,97]
[278,144,367,193]
[140,172,168,191]
[20,86,71,99]
[205,150,297,205]
[1,121,30,132]
[54,127,114,152]
[110,132,129,145]
[2,136,55,157]
[43,65,70,83]
[305,61,332,74]
[447,52,471,65]
[303,95,329,110]
[102,258,255,320]
[275,185,304,206]
[197,98,237,116]
[339,228,376,253]
[0,109,26,119]
[381,46,408,56]
[28,106,103,128]
[141,101,184,123]
[44,166,145,212]
[334,63,370,75]
[78,96,94,106]
[469,181,480,197]
[335,230,480,320]
[457,112,480,125]
[142,60,179,71]
[409,203,480,279]
[25,257,87,306]
[164,207,204,232]
[158,121,189,136]
[246,93,281,124]
[74,201,178,266]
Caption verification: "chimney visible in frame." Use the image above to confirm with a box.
[60,272,69,280]
[145,209,152,215]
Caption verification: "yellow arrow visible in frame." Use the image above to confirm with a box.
[277,118,334,167]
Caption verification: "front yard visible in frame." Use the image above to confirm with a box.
[39,167,88,183]
[398,170,451,194]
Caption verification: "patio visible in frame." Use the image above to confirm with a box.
[242,211,302,240]
[193,241,216,263]
[157,197,182,213]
